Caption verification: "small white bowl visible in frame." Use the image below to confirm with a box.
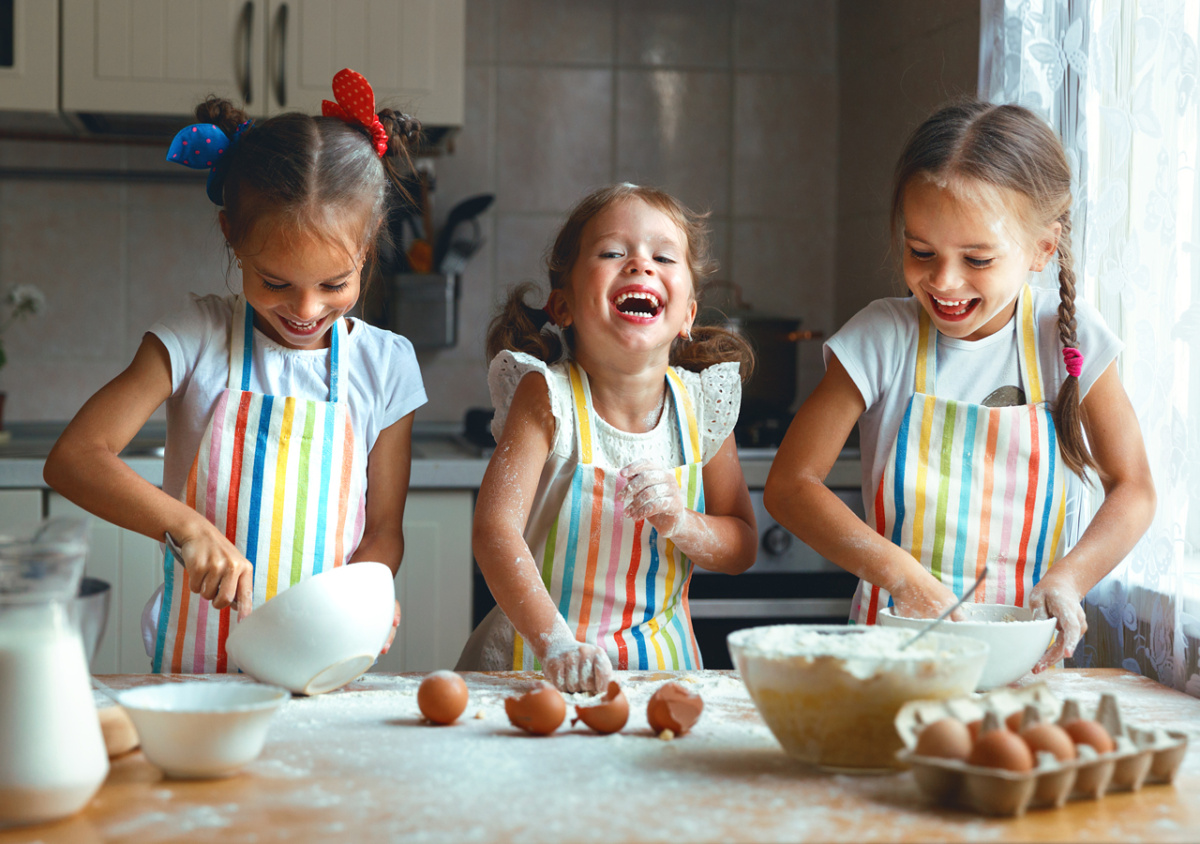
[877,603,1057,690]
[226,562,395,695]
[118,681,289,779]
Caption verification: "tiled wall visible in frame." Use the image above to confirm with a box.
[423,0,839,421]
[0,0,976,428]
[835,0,980,325]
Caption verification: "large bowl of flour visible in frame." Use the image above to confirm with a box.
[728,625,987,772]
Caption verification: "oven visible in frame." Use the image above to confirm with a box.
[686,484,863,668]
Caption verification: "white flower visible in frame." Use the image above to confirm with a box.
[4,285,46,318]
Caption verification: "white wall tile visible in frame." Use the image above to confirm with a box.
[616,70,731,215]
[496,0,616,66]
[616,0,732,69]
[734,0,837,73]
[495,68,614,213]
[732,72,837,219]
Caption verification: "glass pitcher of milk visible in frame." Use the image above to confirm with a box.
[0,519,109,828]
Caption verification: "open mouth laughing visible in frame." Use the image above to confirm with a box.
[929,294,981,320]
[612,288,663,321]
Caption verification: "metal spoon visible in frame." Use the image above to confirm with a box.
[898,564,989,650]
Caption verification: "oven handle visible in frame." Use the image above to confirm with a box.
[688,598,851,619]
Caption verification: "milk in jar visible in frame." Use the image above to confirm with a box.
[0,521,109,828]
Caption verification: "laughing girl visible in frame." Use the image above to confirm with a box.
[457,184,757,692]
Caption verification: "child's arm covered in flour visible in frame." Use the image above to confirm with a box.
[472,374,613,694]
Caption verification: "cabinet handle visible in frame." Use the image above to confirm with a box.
[237,2,254,105]
[271,4,289,107]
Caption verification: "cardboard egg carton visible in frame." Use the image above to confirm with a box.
[894,684,1188,817]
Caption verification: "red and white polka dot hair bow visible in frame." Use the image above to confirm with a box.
[322,68,389,157]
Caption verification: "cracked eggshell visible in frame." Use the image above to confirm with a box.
[505,681,566,736]
[646,681,703,736]
[572,681,629,734]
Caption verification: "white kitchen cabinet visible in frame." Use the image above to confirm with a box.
[0,0,58,112]
[371,490,473,673]
[61,0,464,125]
[47,492,163,675]
[0,489,42,534]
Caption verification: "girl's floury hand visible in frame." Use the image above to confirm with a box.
[619,459,687,537]
[1030,571,1086,672]
[538,622,613,694]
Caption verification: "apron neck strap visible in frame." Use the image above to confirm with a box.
[227,296,347,402]
[567,363,596,465]
[565,362,703,466]
[665,368,701,465]
[914,284,1042,402]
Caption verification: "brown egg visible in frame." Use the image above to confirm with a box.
[1062,719,1115,754]
[967,728,1036,771]
[1020,722,1077,762]
[505,681,566,736]
[572,681,629,734]
[646,681,703,736]
[966,718,983,742]
[1005,711,1025,733]
[914,717,972,761]
[417,670,469,725]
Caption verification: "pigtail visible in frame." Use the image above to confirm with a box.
[376,108,423,205]
[194,96,250,137]
[1051,215,1100,479]
[486,281,565,364]
[671,325,756,383]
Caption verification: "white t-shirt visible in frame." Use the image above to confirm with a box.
[149,293,427,502]
[825,286,1121,547]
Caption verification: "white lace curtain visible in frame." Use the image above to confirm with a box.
[980,0,1200,695]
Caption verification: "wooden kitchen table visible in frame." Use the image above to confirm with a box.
[2,669,1197,843]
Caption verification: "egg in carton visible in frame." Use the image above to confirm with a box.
[893,684,1188,817]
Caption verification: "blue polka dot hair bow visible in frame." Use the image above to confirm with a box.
[165,120,252,206]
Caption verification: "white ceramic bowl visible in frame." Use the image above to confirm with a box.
[118,681,289,779]
[876,603,1057,690]
[226,562,395,695]
[728,625,987,772]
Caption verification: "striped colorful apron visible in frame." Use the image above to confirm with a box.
[151,297,367,673]
[850,285,1068,624]
[512,364,705,671]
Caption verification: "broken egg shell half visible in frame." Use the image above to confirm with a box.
[505,681,567,736]
[417,670,469,725]
[646,681,703,736]
[571,681,629,734]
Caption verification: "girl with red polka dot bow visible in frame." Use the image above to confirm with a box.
[45,70,427,673]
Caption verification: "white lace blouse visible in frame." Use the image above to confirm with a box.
[487,350,741,469]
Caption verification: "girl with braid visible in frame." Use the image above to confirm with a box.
[764,100,1154,671]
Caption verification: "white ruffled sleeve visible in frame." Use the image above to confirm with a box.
[487,351,573,457]
[674,361,742,464]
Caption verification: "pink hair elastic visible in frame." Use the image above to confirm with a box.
[1062,347,1084,378]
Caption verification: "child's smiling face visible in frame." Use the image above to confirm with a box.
[901,177,1059,341]
[553,197,697,366]
[231,216,364,351]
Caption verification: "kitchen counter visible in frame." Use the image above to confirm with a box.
[1,669,1195,843]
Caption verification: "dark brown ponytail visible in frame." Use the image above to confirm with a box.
[486,281,565,363]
